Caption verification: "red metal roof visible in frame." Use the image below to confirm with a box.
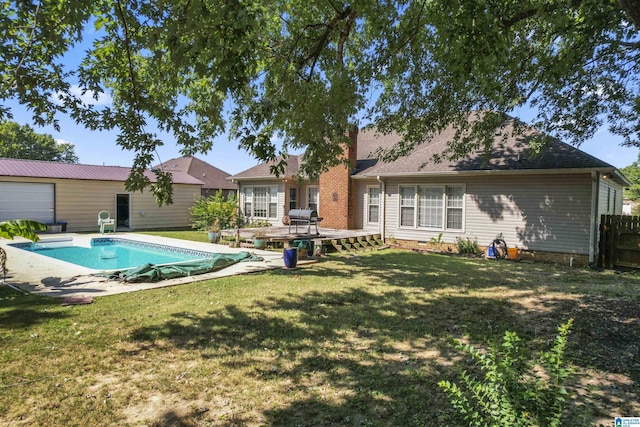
[0,158,204,185]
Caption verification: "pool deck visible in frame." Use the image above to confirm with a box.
[0,233,306,299]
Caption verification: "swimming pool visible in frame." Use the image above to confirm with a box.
[10,238,215,271]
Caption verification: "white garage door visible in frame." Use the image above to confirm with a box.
[0,182,55,223]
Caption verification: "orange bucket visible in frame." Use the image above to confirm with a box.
[507,247,518,260]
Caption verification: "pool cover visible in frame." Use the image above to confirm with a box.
[104,251,264,283]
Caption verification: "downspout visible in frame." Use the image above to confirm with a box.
[377,176,386,241]
[589,171,600,264]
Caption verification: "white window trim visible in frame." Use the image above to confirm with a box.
[307,185,319,213]
[366,185,380,224]
[242,185,279,220]
[397,183,465,232]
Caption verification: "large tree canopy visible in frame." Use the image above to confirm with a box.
[1,0,639,205]
[0,121,78,163]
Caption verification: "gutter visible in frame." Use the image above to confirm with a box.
[376,176,386,241]
[589,171,600,264]
[352,166,621,180]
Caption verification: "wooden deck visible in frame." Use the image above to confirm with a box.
[220,226,389,254]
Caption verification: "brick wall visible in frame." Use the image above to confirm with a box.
[319,128,358,229]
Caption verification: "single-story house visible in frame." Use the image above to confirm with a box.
[0,158,204,232]
[156,156,237,198]
[229,118,630,264]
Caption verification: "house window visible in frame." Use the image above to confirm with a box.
[399,184,465,231]
[269,187,278,218]
[308,186,319,212]
[400,186,415,227]
[289,188,297,211]
[243,187,252,217]
[446,186,464,229]
[367,186,380,223]
[243,185,278,219]
[254,186,268,217]
[417,186,443,228]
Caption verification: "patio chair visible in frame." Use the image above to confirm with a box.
[98,211,116,234]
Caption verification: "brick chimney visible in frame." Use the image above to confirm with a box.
[318,127,358,229]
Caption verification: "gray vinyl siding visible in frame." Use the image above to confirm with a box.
[598,178,623,216]
[354,179,383,232]
[381,173,594,254]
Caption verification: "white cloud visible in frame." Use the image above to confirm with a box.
[70,85,112,105]
[50,85,112,106]
[55,138,73,146]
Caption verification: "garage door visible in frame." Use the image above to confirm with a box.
[0,182,55,223]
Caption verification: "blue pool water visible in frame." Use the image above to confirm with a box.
[10,238,214,270]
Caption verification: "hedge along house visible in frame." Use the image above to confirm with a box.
[229,117,630,265]
[0,158,204,232]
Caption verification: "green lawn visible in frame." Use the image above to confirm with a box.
[1,232,639,426]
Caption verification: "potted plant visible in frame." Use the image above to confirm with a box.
[228,205,245,248]
[207,220,221,243]
[252,228,268,250]
[189,191,238,243]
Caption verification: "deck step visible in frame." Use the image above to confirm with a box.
[331,239,349,254]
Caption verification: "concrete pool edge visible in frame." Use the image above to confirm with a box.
[1,232,301,298]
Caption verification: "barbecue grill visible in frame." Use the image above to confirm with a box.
[287,208,322,235]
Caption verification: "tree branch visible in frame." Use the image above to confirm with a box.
[298,5,354,80]
[337,9,357,66]
[13,1,42,86]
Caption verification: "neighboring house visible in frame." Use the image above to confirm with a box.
[157,156,237,198]
[229,119,630,264]
[0,158,203,232]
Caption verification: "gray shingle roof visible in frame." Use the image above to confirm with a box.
[229,154,304,180]
[0,158,204,185]
[226,116,626,185]
[353,122,615,176]
[157,156,236,190]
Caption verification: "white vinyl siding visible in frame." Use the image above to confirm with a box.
[354,179,381,231]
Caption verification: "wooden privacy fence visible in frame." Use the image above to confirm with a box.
[598,215,640,269]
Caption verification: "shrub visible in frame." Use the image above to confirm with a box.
[439,319,574,427]
[189,191,239,231]
[456,237,481,255]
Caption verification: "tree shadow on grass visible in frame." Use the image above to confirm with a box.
[127,255,640,425]
[0,285,67,329]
